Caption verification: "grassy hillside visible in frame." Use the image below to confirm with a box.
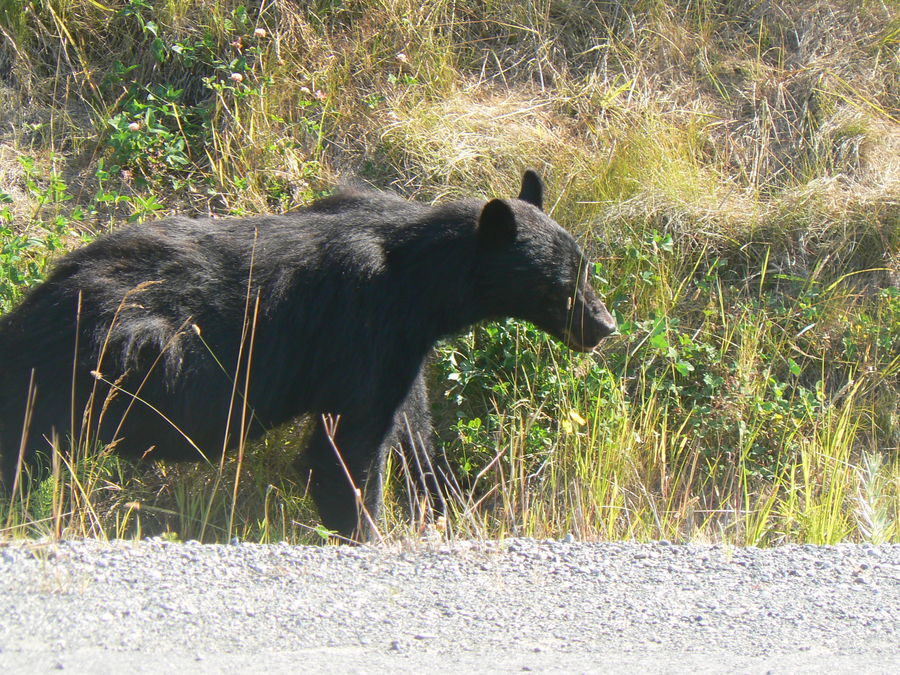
[0,0,898,544]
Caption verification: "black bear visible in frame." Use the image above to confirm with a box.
[0,170,616,538]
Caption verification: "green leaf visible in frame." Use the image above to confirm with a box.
[657,232,674,254]
[675,360,694,376]
[151,37,167,63]
[650,331,669,351]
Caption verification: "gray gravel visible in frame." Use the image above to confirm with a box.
[0,537,897,673]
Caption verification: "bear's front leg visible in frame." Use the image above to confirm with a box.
[305,412,393,541]
[388,369,447,524]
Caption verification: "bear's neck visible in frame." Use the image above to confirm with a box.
[385,215,485,350]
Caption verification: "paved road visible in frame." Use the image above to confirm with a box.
[0,538,897,673]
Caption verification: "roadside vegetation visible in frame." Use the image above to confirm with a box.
[0,0,897,545]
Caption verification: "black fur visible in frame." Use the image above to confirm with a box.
[0,171,616,537]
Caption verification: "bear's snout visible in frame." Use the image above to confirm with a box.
[564,291,617,352]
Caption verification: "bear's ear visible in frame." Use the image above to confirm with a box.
[477,199,517,248]
[518,169,544,210]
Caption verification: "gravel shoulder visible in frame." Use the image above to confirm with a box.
[0,538,897,673]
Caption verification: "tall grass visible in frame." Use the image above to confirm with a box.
[0,0,897,544]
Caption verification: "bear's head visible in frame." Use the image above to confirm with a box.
[476,170,616,352]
